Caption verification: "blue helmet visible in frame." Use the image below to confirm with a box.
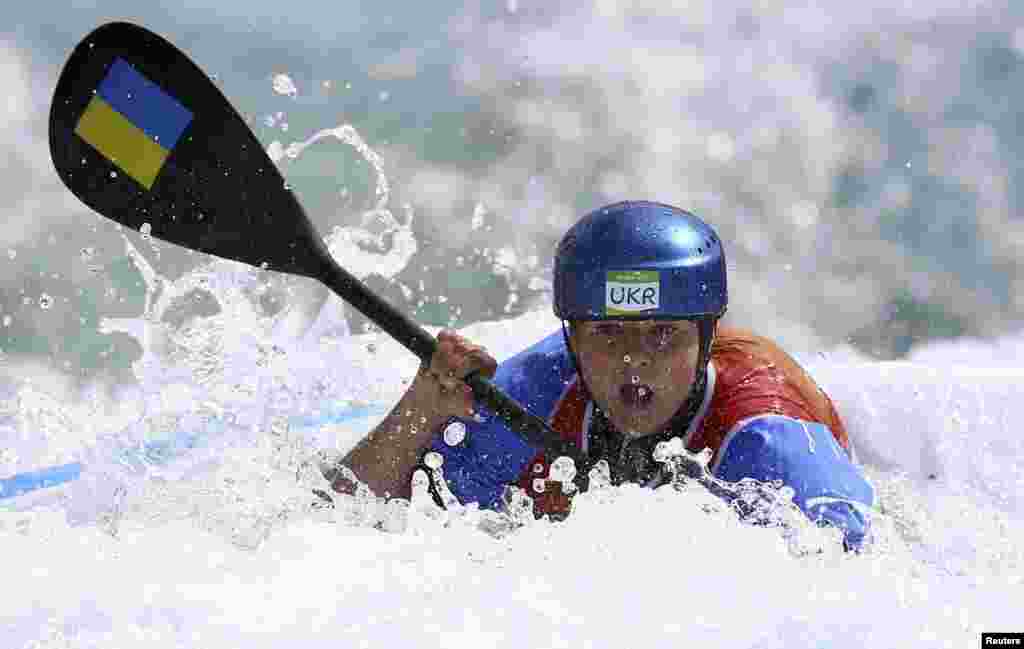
[553,201,727,321]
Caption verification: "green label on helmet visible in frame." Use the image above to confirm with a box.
[606,270,660,315]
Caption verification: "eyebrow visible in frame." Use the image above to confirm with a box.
[589,322,697,333]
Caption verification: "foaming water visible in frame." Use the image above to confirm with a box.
[806,357,1024,585]
[3,122,1023,649]
[4,300,1024,648]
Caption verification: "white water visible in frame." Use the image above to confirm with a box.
[3,287,1023,648]
[3,127,1022,649]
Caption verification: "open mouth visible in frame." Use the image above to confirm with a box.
[619,383,655,409]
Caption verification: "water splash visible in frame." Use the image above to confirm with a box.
[268,123,417,281]
[0,118,425,554]
[271,73,298,97]
[650,437,849,558]
[93,121,416,398]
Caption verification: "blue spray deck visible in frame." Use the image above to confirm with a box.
[0,403,388,500]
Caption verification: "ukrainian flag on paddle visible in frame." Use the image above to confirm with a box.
[74,58,193,190]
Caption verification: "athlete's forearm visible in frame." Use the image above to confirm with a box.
[331,329,494,500]
[333,380,449,500]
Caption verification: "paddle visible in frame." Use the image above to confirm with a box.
[48,22,579,461]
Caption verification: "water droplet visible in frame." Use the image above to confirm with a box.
[699,282,708,292]
[38,294,53,310]
[424,451,443,470]
[631,375,640,384]
[443,421,467,446]
[6,249,16,260]
[653,437,685,463]
[587,460,612,490]
[623,354,632,364]
[653,442,670,463]
[272,73,298,97]
[410,468,429,490]
[139,223,152,240]
[549,456,577,483]
[269,415,289,436]
[532,478,546,493]
[2,316,11,327]
[472,203,487,230]
[109,170,118,179]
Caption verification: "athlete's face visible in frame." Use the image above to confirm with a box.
[569,319,704,439]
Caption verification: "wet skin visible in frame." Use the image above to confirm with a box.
[568,319,706,439]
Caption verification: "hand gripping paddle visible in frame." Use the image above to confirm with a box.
[48,22,580,462]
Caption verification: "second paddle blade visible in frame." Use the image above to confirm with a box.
[48,21,328,278]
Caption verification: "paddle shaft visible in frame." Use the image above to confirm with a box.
[311,233,436,362]
[302,202,577,455]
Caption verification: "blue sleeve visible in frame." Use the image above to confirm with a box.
[427,330,576,510]
[713,415,875,551]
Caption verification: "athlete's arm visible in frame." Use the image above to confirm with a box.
[331,330,496,500]
[713,415,875,551]
[426,331,575,510]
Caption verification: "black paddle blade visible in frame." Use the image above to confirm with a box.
[48,21,329,278]
[48,21,572,457]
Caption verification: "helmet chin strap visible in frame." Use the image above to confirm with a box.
[561,318,718,485]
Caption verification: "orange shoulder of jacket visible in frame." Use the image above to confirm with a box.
[706,325,850,451]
